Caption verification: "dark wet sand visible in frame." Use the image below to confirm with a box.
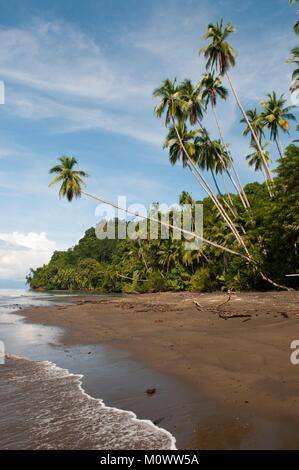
[22,291,299,449]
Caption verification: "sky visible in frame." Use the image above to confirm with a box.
[0,0,298,284]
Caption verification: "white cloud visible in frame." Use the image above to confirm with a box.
[0,232,56,280]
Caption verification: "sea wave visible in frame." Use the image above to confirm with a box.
[0,354,176,450]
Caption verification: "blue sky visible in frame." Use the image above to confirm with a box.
[0,0,297,282]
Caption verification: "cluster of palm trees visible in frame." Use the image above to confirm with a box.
[153,19,296,288]
[49,17,297,290]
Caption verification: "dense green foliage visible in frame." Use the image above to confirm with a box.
[39,10,298,293]
[27,145,299,293]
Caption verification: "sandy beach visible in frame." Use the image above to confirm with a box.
[19,290,299,449]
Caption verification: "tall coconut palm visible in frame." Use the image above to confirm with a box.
[289,0,299,34]
[163,122,247,250]
[200,72,228,143]
[155,80,248,252]
[163,122,201,167]
[178,79,247,209]
[196,135,229,196]
[178,79,204,125]
[287,47,299,93]
[153,78,186,126]
[200,20,274,185]
[49,156,248,261]
[49,156,89,201]
[246,143,271,172]
[200,72,249,208]
[260,92,296,158]
[240,109,265,144]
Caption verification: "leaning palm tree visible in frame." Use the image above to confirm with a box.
[260,92,296,158]
[199,20,274,185]
[153,78,186,126]
[50,156,253,264]
[163,121,201,167]
[287,47,299,93]
[200,73,249,208]
[289,0,299,34]
[49,156,89,201]
[155,79,250,251]
[200,72,228,143]
[246,143,271,172]
[163,121,247,250]
[240,109,265,144]
[178,79,247,209]
[178,79,204,125]
[49,157,288,290]
[196,134,228,197]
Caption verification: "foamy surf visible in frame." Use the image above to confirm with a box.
[0,354,176,450]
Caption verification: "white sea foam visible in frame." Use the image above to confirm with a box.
[0,354,176,450]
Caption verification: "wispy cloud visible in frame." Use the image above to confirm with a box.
[0,8,295,146]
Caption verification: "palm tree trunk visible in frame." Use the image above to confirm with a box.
[225,72,274,190]
[81,190,290,290]
[275,136,284,159]
[211,169,222,196]
[212,103,226,148]
[138,238,148,271]
[211,104,251,209]
[171,118,250,254]
[197,116,249,209]
[81,191,250,260]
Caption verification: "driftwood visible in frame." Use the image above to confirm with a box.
[216,293,232,308]
[193,300,203,311]
[218,312,252,320]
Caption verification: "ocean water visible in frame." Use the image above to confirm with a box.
[0,289,176,450]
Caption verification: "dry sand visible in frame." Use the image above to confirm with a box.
[22,291,299,449]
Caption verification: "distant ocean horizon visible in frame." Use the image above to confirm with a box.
[0,280,26,289]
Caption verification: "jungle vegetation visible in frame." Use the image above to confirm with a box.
[27,4,299,293]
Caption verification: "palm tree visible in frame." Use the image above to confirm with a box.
[200,72,249,208]
[163,122,201,167]
[153,78,186,126]
[240,109,265,144]
[49,156,89,201]
[162,122,247,249]
[200,20,273,185]
[260,92,296,158]
[178,79,204,125]
[196,135,228,196]
[178,78,246,208]
[155,79,248,253]
[48,157,288,290]
[246,143,271,172]
[200,72,228,142]
[289,1,299,34]
[288,47,299,93]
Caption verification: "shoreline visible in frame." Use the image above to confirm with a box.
[1,354,176,450]
[21,290,299,449]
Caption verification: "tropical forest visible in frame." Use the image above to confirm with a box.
[27,3,299,294]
